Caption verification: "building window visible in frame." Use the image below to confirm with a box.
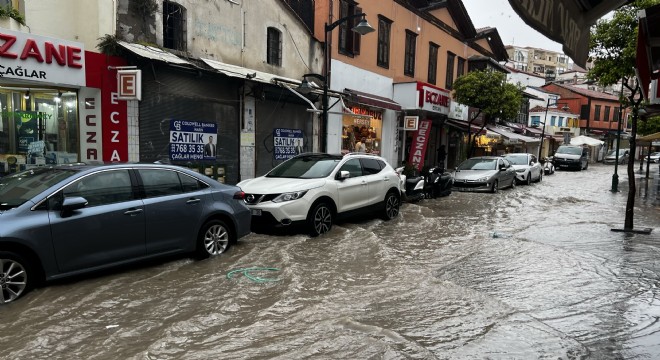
[604,106,611,122]
[267,27,282,66]
[613,107,620,122]
[377,16,392,68]
[338,0,362,56]
[457,57,465,78]
[445,52,455,89]
[427,42,439,85]
[558,117,564,127]
[163,0,186,51]
[550,116,556,126]
[594,105,601,121]
[404,30,417,77]
[531,115,541,126]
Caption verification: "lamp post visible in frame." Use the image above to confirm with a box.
[611,106,623,192]
[320,13,374,153]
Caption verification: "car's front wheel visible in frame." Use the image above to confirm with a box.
[307,202,333,237]
[491,180,499,193]
[1,251,32,304]
[195,219,232,259]
[381,191,400,220]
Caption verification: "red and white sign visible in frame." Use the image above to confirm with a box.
[82,51,129,163]
[404,116,419,131]
[0,28,85,86]
[417,82,450,115]
[408,119,432,171]
[117,69,142,100]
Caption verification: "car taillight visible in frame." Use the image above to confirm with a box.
[233,191,246,200]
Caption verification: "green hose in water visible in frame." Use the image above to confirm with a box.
[227,267,280,283]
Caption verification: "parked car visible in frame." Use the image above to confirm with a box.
[603,149,629,164]
[451,156,516,193]
[503,153,543,185]
[644,152,660,163]
[0,163,251,304]
[552,145,589,170]
[237,153,401,237]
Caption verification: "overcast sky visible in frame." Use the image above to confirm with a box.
[462,0,564,52]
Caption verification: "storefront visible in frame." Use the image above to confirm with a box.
[393,81,451,171]
[0,27,133,175]
[341,105,383,155]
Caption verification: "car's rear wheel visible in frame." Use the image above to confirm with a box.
[537,172,543,182]
[491,180,499,193]
[1,251,31,304]
[382,191,400,220]
[307,202,333,237]
[195,219,232,259]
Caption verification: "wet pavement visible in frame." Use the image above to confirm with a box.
[1,162,659,359]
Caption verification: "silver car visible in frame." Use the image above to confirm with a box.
[0,164,251,304]
[451,156,517,193]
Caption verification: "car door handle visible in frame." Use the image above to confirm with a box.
[186,198,201,205]
[124,208,143,216]
[383,177,390,181]
[361,181,368,186]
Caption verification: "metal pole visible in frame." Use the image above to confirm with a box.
[538,98,550,160]
[611,106,622,192]
[322,25,329,153]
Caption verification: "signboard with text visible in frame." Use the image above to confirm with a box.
[404,116,419,131]
[169,120,218,161]
[273,128,303,160]
[407,120,433,171]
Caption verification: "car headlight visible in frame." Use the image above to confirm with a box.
[477,176,490,182]
[272,190,308,203]
[516,169,526,173]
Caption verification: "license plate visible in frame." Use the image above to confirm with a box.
[251,209,262,216]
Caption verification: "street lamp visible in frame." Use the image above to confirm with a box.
[611,106,624,192]
[319,13,375,152]
[538,97,569,160]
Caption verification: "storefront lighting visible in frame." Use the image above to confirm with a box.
[23,90,30,99]
[66,101,75,108]
[54,91,63,103]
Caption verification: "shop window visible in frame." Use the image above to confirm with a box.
[377,15,392,68]
[338,0,361,56]
[267,27,282,66]
[0,89,79,176]
[427,42,439,85]
[163,0,186,51]
[341,109,382,156]
[445,52,455,90]
[404,30,417,77]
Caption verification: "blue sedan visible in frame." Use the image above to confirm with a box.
[0,163,251,304]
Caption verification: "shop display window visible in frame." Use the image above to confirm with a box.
[0,88,78,175]
[341,113,382,155]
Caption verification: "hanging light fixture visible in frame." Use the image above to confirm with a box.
[24,90,30,99]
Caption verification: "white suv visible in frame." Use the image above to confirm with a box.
[237,153,401,236]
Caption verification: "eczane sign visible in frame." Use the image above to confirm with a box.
[0,28,85,86]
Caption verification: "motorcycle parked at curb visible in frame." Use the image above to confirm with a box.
[424,166,453,198]
[395,166,426,202]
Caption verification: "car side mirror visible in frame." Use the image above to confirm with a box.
[337,170,350,180]
[499,165,506,171]
[61,196,88,216]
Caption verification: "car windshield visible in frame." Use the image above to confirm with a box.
[266,154,342,178]
[457,158,497,170]
[0,168,77,210]
[504,154,528,165]
[556,146,582,155]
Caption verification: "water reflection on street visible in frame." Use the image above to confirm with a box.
[1,163,659,359]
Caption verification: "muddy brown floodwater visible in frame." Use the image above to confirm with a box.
[1,163,659,359]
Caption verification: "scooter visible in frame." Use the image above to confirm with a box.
[424,166,453,198]
[395,166,426,202]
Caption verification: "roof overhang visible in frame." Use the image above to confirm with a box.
[506,0,630,68]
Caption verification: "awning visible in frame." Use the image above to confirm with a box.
[638,132,660,142]
[201,58,301,85]
[487,125,540,143]
[119,41,192,65]
[445,119,487,135]
[506,0,629,68]
[344,88,401,111]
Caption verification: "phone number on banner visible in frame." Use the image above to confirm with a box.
[170,143,205,160]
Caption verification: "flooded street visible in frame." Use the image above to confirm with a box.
[1,163,659,359]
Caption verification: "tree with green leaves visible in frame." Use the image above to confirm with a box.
[452,69,523,158]
[588,0,660,231]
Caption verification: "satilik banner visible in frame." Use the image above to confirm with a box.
[273,128,303,160]
[407,119,432,172]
